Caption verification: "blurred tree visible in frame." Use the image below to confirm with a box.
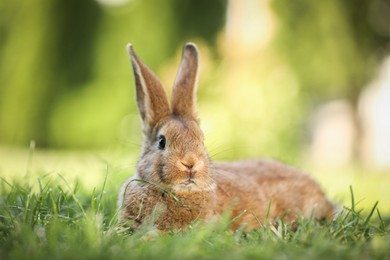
[173,0,226,44]
[272,0,390,160]
[272,0,390,104]
[49,0,227,149]
[0,0,227,149]
[0,0,101,147]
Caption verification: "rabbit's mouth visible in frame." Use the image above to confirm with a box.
[171,178,216,192]
[182,178,195,186]
[176,178,198,190]
[171,182,198,192]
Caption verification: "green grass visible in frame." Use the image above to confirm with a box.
[0,148,389,259]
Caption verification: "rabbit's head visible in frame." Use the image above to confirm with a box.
[128,43,214,193]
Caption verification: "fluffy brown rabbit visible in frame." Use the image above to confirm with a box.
[118,42,334,231]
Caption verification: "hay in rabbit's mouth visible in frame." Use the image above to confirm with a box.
[171,181,217,192]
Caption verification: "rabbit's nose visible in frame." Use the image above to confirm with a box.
[180,152,197,169]
[180,162,197,179]
[178,152,203,178]
[180,161,195,170]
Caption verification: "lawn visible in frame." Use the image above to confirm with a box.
[0,147,389,259]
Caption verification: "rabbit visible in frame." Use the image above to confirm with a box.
[117,42,334,231]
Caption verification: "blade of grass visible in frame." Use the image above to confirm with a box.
[48,189,58,219]
[32,192,44,225]
[249,211,263,228]
[363,201,378,227]
[91,187,97,211]
[97,166,109,212]
[349,186,355,213]
[23,191,31,224]
[225,210,247,230]
[58,173,86,217]
[1,177,14,189]
[128,179,179,202]
[264,198,272,226]
[376,208,385,232]
[38,177,43,194]
[56,188,63,216]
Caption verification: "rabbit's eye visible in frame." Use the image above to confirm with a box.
[158,135,166,150]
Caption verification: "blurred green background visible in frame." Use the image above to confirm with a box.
[1,0,390,166]
[1,0,390,215]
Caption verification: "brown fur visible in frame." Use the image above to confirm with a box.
[118,43,334,231]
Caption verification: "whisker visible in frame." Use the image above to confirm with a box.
[207,145,233,156]
[124,142,143,149]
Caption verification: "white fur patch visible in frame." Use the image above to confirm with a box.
[171,182,217,192]
[117,173,139,208]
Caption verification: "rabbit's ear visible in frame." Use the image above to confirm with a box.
[127,44,170,130]
[171,43,199,119]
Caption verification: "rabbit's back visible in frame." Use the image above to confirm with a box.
[213,159,334,230]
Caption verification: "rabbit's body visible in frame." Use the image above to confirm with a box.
[118,43,334,231]
[119,158,333,231]
[213,159,333,230]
